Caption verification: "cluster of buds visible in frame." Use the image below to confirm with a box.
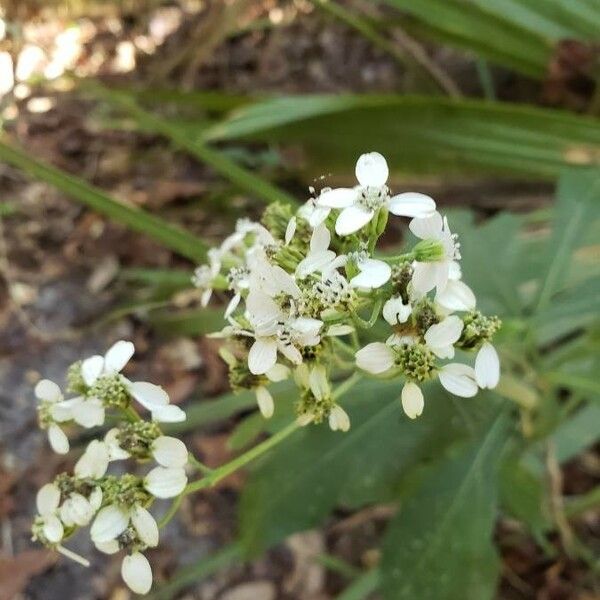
[195,152,501,427]
[32,341,189,594]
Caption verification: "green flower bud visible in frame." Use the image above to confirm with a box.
[394,343,436,382]
[67,361,87,395]
[457,311,501,349]
[88,375,131,409]
[413,239,446,262]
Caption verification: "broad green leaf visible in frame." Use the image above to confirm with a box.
[380,411,510,600]
[499,449,549,536]
[535,169,600,311]
[382,0,600,78]
[206,95,600,179]
[552,404,600,463]
[239,379,498,554]
[0,138,207,262]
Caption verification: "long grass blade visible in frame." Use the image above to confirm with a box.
[0,138,208,262]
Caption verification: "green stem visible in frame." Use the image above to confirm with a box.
[379,251,415,263]
[181,373,362,496]
[188,453,213,475]
[158,493,183,528]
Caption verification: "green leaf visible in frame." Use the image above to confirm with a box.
[206,95,600,179]
[336,569,381,600]
[535,169,600,311]
[380,411,510,600]
[382,0,599,78]
[552,404,600,463]
[239,379,497,554]
[0,138,207,262]
[149,307,225,336]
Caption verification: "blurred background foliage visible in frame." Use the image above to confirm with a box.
[0,1,598,599]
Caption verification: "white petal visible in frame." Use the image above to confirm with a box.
[328,405,350,432]
[308,205,331,227]
[475,343,500,389]
[248,338,278,375]
[285,217,297,245]
[292,317,323,335]
[89,487,103,511]
[246,291,281,331]
[224,293,241,319]
[412,262,448,295]
[326,324,355,336]
[43,515,64,543]
[35,379,62,403]
[50,398,79,422]
[408,212,443,240]
[278,341,303,364]
[95,539,120,555]
[104,340,135,373]
[335,205,374,236]
[270,265,301,299]
[72,398,105,428]
[355,343,394,374]
[436,280,476,312]
[265,364,290,382]
[75,440,110,479]
[296,250,336,278]
[131,505,159,548]
[388,193,436,218]
[350,259,391,289]
[81,355,104,386]
[104,428,130,460]
[310,223,331,253]
[37,483,61,515]
[91,504,129,543]
[383,297,411,325]
[129,381,170,409]
[355,152,388,187]
[401,382,424,419]
[152,436,188,468]
[439,364,478,398]
[308,365,329,401]
[255,386,274,418]
[63,493,94,527]
[144,467,187,499]
[151,404,186,423]
[317,187,357,208]
[425,316,463,348]
[48,424,69,454]
[122,552,153,595]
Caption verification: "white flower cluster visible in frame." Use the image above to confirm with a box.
[32,341,189,595]
[194,152,501,428]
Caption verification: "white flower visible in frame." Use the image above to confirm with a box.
[92,504,159,548]
[348,252,391,290]
[296,224,347,279]
[435,261,476,312]
[122,552,153,595]
[424,315,464,359]
[36,483,64,543]
[248,249,301,299]
[74,440,110,479]
[59,488,101,528]
[192,247,222,307]
[285,216,297,245]
[244,291,322,375]
[298,197,333,228]
[316,152,436,236]
[383,296,412,325]
[328,405,350,432]
[151,436,189,468]
[401,382,424,419]
[254,364,290,419]
[438,363,478,398]
[144,466,188,499]
[409,212,461,294]
[355,342,394,374]
[35,379,71,454]
[475,342,500,389]
[81,340,135,387]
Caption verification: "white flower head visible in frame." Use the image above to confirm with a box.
[317,152,436,236]
[410,212,461,294]
[296,224,347,279]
